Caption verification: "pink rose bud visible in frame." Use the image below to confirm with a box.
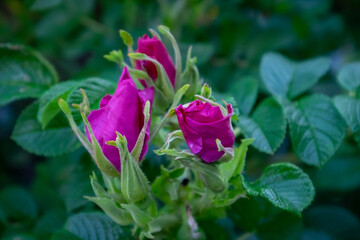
[175,100,235,163]
[86,67,154,171]
[135,34,176,88]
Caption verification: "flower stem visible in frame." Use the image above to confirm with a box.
[149,110,171,142]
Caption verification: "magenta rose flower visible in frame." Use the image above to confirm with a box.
[86,67,154,171]
[175,100,235,163]
[135,34,176,88]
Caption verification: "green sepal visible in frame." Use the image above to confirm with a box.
[73,88,90,116]
[221,138,254,181]
[200,83,211,99]
[216,139,234,163]
[196,162,227,193]
[58,98,94,156]
[154,130,184,155]
[149,84,189,141]
[183,46,201,98]
[121,204,153,227]
[104,50,124,67]
[131,101,151,161]
[81,112,120,177]
[158,25,182,90]
[195,94,228,116]
[115,132,150,203]
[128,53,175,101]
[85,196,133,226]
[148,28,161,40]
[90,172,125,203]
[119,30,134,49]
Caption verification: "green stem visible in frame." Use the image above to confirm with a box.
[149,110,171,142]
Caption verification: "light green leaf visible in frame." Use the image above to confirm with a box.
[0,44,58,106]
[230,76,258,115]
[334,95,360,145]
[121,204,152,227]
[11,101,81,157]
[260,52,330,99]
[238,97,286,154]
[37,81,77,128]
[64,212,132,240]
[284,94,346,167]
[243,163,315,215]
[337,62,360,92]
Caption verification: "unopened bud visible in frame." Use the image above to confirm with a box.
[116,133,150,202]
[197,163,226,193]
[200,84,212,98]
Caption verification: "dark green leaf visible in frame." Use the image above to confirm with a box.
[0,44,58,106]
[228,197,262,232]
[260,52,330,99]
[11,101,81,156]
[34,210,67,235]
[0,204,6,224]
[309,156,360,191]
[30,0,62,10]
[64,212,132,240]
[0,186,37,220]
[337,62,360,92]
[238,97,286,154]
[334,95,360,145]
[243,163,315,215]
[304,206,360,239]
[257,211,303,240]
[61,155,93,212]
[51,230,82,240]
[284,94,346,167]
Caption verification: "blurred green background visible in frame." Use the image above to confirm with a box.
[1,0,360,239]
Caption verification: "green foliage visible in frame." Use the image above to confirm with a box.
[334,95,360,146]
[37,81,77,128]
[243,163,315,215]
[309,156,360,191]
[337,62,360,93]
[260,52,330,99]
[285,94,347,167]
[0,186,37,220]
[230,75,258,116]
[238,97,286,154]
[11,101,81,156]
[0,44,58,106]
[63,212,132,240]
